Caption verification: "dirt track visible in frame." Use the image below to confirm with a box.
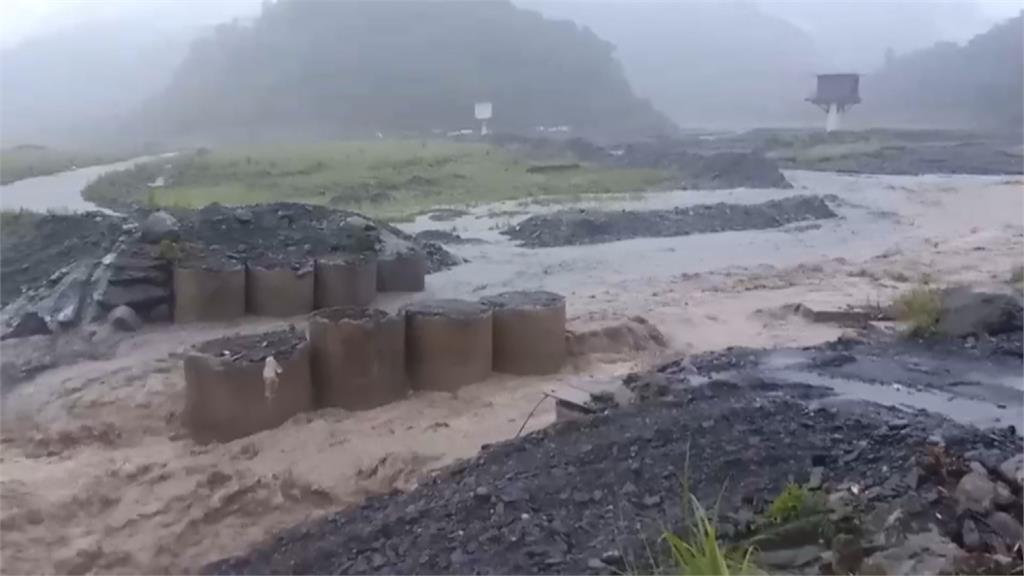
[0,169,1021,574]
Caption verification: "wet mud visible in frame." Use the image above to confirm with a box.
[504,195,838,248]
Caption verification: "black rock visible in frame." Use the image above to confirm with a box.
[961,517,982,551]
[1,312,51,340]
[99,283,171,310]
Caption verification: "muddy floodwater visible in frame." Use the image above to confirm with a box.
[401,170,1023,298]
[0,155,169,213]
[1,167,1021,574]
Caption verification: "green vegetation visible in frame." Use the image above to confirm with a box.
[765,483,825,525]
[82,141,672,219]
[893,285,943,337]
[0,146,124,184]
[663,495,758,575]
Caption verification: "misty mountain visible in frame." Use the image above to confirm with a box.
[526,2,824,130]
[138,0,674,144]
[860,13,1023,130]
[0,21,197,146]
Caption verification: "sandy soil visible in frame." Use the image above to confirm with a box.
[1,171,1021,574]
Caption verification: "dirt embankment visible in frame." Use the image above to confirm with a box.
[208,329,1023,575]
[504,195,838,248]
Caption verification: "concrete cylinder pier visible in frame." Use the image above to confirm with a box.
[404,299,492,391]
[183,329,313,443]
[314,256,377,309]
[377,247,426,292]
[481,290,567,375]
[173,261,246,323]
[308,307,408,410]
[246,261,315,317]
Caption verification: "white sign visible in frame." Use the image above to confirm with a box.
[474,101,493,121]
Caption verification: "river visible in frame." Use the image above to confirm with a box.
[0,155,167,213]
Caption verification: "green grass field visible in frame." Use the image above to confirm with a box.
[82,140,673,219]
[0,146,127,185]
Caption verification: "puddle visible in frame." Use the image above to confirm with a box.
[767,368,1021,432]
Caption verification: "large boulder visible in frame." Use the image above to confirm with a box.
[108,305,142,332]
[937,287,1023,337]
[954,471,996,514]
[986,511,1023,549]
[140,211,181,244]
[997,454,1023,489]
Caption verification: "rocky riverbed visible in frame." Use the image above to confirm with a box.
[208,327,1023,575]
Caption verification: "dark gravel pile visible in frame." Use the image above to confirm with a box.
[0,211,125,306]
[206,374,1019,575]
[170,203,379,267]
[481,290,564,310]
[402,299,489,318]
[504,195,838,248]
[414,229,485,245]
[163,202,458,273]
[195,328,306,363]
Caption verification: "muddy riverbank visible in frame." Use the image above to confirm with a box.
[209,328,1022,575]
[0,167,1020,574]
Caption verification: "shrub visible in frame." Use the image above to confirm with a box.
[766,483,824,525]
[892,286,942,337]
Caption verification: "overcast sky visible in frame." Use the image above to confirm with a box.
[2,0,1021,55]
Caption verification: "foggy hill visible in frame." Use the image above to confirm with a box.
[138,0,675,144]
[860,13,1023,131]
[526,1,824,130]
[0,21,197,146]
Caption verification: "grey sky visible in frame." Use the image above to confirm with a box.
[2,0,1020,52]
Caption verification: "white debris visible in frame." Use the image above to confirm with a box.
[263,356,282,401]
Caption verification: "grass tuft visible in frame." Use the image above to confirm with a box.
[662,495,758,575]
[766,483,824,525]
[892,286,942,337]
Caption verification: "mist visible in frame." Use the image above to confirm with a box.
[1,0,1021,147]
